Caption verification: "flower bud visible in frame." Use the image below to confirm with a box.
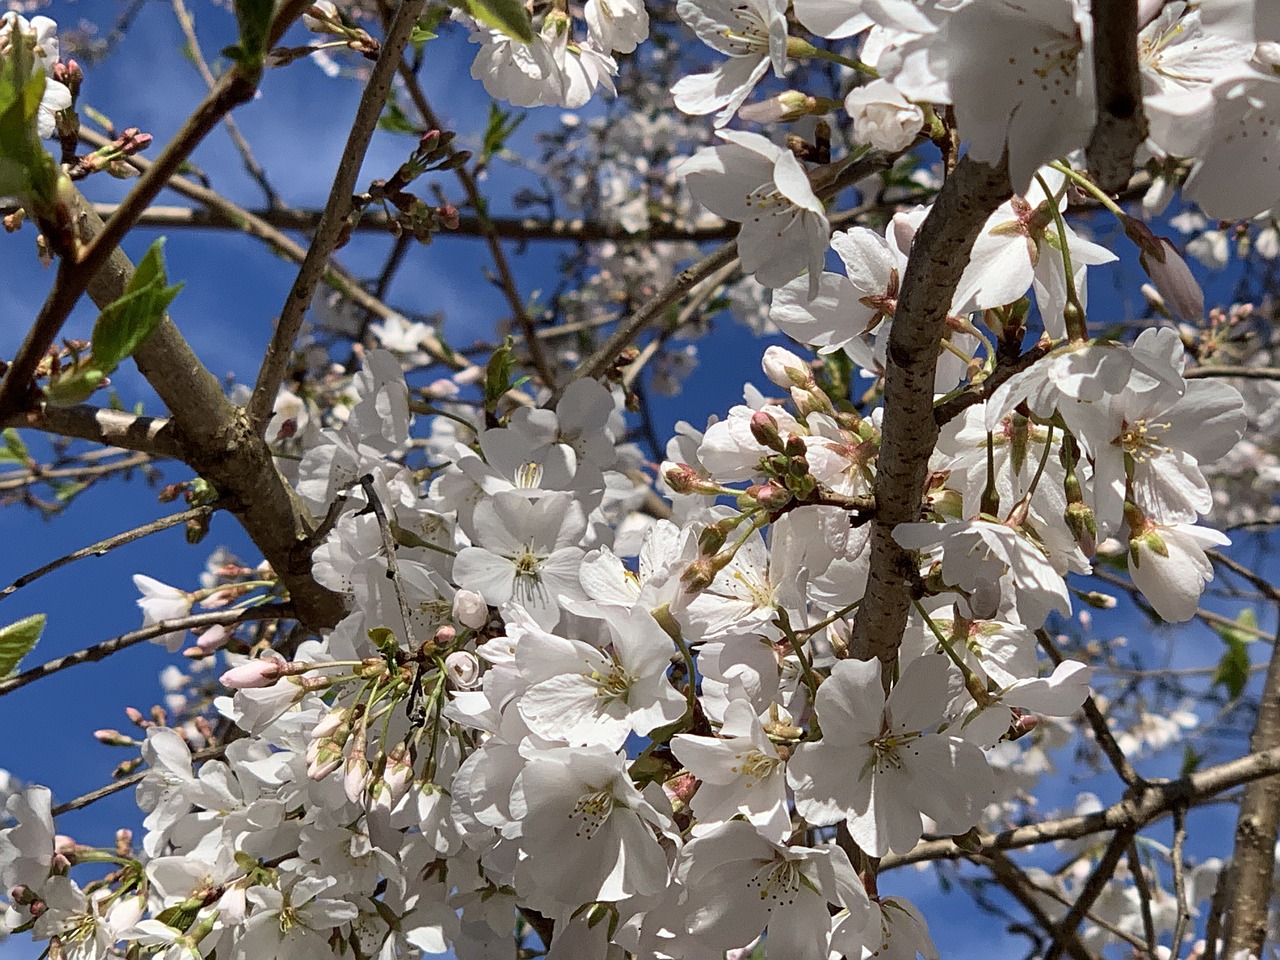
[661,461,714,495]
[307,740,344,781]
[749,410,785,452]
[745,482,793,512]
[738,91,826,124]
[219,657,284,689]
[452,589,489,629]
[1065,500,1097,555]
[761,345,814,388]
[444,650,482,688]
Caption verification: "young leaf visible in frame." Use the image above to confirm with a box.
[0,428,28,465]
[0,613,45,677]
[232,0,274,70]
[455,0,534,43]
[482,103,524,161]
[1211,608,1256,700]
[484,338,517,412]
[90,238,184,375]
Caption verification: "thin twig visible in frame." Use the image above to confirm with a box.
[52,741,229,817]
[1044,827,1135,960]
[170,0,283,208]
[1127,837,1159,959]
[389,40,557,390]
[1169,805,1191,960]
[0,604,293,697]
[1037,627,1142,787]
[246,0,430,435]
[0,0,316,424]
[86,201,742,242]
[0,506,214,602]
[78,130,468,376]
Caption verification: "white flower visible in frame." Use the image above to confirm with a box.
[675,821,870,960]
[585,0,648,53]
[845,79,925,151]
[671,0,787,125]
[880,0,1095,193]
[513,606,684,749]
[671,699,789,839]
[452,490,588,630]
[1128,518,1230,622]
[951,167,1116,338]
[787,655,995,857]
[132,574,193,652]
[0,13,71,139]
[893,519,1077,628]
[680,131,829,298]
[510,744,672,910]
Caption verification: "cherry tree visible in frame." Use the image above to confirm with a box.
[2,1,1280,959]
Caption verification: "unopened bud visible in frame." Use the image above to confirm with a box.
[745,482,793,512]
[750,410,785,452]
[1064,500,1097,555]
[661,461,715,496]
[681,557,718,593]
[761,345,814,388]
[219,657,284,689]
[738,90,824,124]
[452,589,488,629]
[94,729,136,747]
[1006,709,1039,741]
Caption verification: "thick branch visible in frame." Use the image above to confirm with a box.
[5,404,181,458]
[851,155,1012,664]
[1087,0,1148,192]
[63,193,346,630]
[1221,617,1280,957]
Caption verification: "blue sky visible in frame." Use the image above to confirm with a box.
[0,3,1273,959]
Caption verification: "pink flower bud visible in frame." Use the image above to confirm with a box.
[452,590,489,629]
[1140,237,1204,322]
[749,410,784,452]
[219,658,284,689]
[661,461,705,495]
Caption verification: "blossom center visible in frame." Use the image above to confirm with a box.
[569,788,615,839]
[729,749,781,787]
[749,858,802,907]
[1116,418,1172,462]
[589,660,635,702]
[514,461,544,488]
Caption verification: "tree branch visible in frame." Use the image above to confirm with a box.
[851,155,1012,665]
[0,604,293,697]
[1220,615,1280,957]
[246,0,430,434]
[1087,0,1147,192]
[880,742,1280,871]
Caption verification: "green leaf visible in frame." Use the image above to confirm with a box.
[0,428,28,465]
[484,338,517,412]
[232,0,274,70]
[1211,608,1256,700]
[409,23,437,44]
[455,0,534,42]
[378,96,421,136]
[1180,744,1204,777]
[0,44,62,210]
[0,613,44,678]
[90,238,183,375]
[481,103,524,161]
